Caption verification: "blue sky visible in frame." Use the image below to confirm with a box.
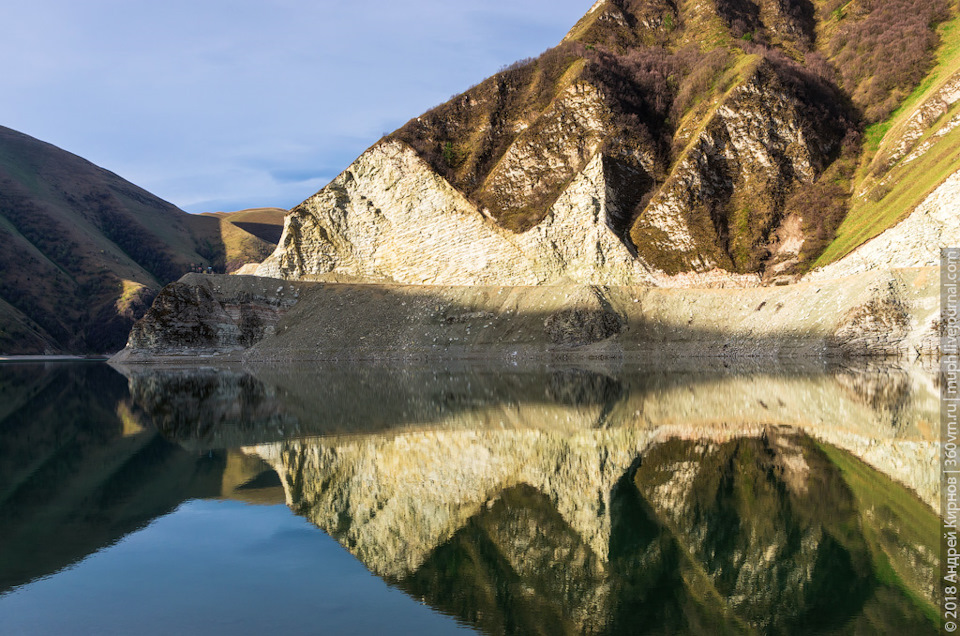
[0,1,592,213]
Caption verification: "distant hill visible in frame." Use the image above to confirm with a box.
[193,208,286,273]
[0,127,284,354]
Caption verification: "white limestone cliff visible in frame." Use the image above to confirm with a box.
[255,141,662,286]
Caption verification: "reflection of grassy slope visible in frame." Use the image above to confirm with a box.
[818,443,940,626]
[634,435,937,634]
[0,363,227,594]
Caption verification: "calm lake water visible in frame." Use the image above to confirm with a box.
[0,360,941,634]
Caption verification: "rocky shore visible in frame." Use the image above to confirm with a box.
[112,265,939,363]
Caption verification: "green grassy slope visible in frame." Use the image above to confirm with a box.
[817,3,960,266]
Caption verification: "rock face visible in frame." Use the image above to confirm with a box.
[254,60,834,288]
[123,274,304,356]
[887,70,960,167]
[254,0,919,287]
[631,59,837,275]
[255,142,659,286]
[248,0,955,288]
[115,265,939,362]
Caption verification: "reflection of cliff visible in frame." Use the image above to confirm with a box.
[116,360,940,631]
[11,362,936,632]
[124,362,939,507]
[256,431,937,635]
[0,363,280,594]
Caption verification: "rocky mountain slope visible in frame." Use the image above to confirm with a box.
[0,126,283,354]
[253,0,958,287]
[114,1,960,362]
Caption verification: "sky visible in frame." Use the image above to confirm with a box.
[0,0,593,213]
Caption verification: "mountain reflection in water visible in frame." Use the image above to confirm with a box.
[0,361,940,634]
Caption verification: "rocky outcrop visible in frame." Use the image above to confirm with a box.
[254,59,835,289]
[631,59,835,274]
[116,265,939,362]
[250,5,862,290]
[474,82,611,222]
[254,142,660,286]
[120,274,304,357]
[121,0,955,362]
[886,69,960,167]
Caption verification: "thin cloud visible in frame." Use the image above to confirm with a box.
[0,1,592,213]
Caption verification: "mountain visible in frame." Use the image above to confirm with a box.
[195,207,286,273]
[254,0,958,287]
[0,126,284,354]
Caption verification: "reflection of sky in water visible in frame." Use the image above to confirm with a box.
[0,500,474,636]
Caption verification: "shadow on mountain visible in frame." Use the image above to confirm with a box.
[233,221,284,244]
[120,270,937,364]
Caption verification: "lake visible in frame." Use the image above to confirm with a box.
[0,360,940,634]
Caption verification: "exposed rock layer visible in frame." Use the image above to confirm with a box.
[255,142,664,286]
[116,266,939,362]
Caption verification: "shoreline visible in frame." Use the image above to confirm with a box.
[0,355,110,362]
[113,267,941,364]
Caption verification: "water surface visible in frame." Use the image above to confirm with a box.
[0,361,940,634]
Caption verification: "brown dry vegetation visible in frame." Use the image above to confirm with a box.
[390,0,953,275]
[0,128,284,353]
[823,0,950,122]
